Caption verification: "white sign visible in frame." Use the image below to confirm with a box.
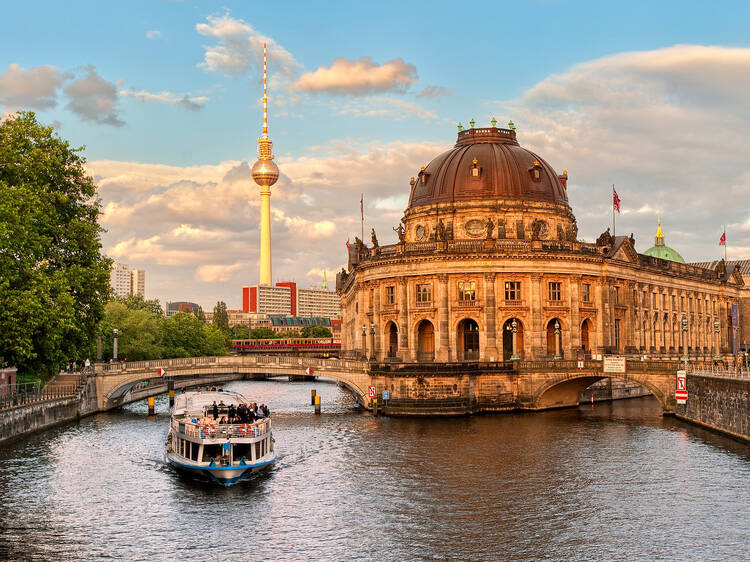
[157,368,167,376]
[676,370,688,404]
[368,385,377,398]
[382,390,389,401]
[603,356,626,373]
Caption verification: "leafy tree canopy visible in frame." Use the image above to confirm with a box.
[301,325,333,338]
[212,301,228,332]
[0,112,111,379]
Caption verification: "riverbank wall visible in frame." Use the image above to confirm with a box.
[675,372,750,443]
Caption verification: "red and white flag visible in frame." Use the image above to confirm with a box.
[612,186,621,213]
[719,231,726,246]
[360,193,364,221]
[345,238,350,252]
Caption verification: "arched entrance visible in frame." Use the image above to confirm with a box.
[501,318,524,361]
[546,318,563,358]
[581,318,592,354]
[417,320,435,362]
[457,318,479,361]
[387,321,398,358]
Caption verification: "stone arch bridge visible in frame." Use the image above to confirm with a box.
[93,355,679,415]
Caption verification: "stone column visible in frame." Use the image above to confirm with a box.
[595,278,606,354]
[482,272,498,361]
[373,283,382,361]
[437,274,450,362]
[569,275,581,355]
[531,274,544,359]
[623,281,635,352]
[398,278,409,360]
[358,282,368,359]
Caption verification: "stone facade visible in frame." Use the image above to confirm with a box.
[337,129,744,367]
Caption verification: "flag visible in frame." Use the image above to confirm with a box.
[719,231,726,246]
[360,193,364,221]
[345,238,350,252]
[612,186,621,213]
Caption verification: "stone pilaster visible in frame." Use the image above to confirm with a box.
[482,272,498,361]
[531,274,544,359]
[437,274,451,362]
[373,283,382,361]
[569,275,581,355]
[398,278,409,357]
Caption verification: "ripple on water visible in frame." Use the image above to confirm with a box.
[0,382,749,560]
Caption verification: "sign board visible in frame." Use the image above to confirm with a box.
[382,390,389,401]
[157,368,167,377]
[603,356,626,373]
[305,367,314,375]
[675,370,688,404]
[368,385,377,398]
[576,360,585,370]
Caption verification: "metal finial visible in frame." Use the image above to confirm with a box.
[469,118,475,128]
[491,117,497,127]
[508,120,515,131]
[457,122,463,132]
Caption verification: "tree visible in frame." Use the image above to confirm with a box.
[0,112,111,379]
[249,327,276,339]
[213,301,228,332]
[301,325,333,338]
[117,294,163,316]
[195,305,206,323]
[231,325,250,339]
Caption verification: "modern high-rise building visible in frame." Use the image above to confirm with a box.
[110,263,146,298]
[297,287,341,318]
[242,281,341,318]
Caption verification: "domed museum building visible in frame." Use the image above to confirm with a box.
[336,123,745,371]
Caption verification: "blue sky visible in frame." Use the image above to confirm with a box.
[2,1,750,308]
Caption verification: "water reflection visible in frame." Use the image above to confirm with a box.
[1,380,748,560]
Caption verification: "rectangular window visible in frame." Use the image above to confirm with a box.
[672,295,676,309]
[651,293,656,308]
[416,283,432,303]
[662,294,666,309]
[614,318,621,350]
[505,281,521,301]
[613,287,620,305]
[458,281,476,301]
[681,296,685,310]
[642,290,647,308]
[385,286,395,305]
[548,282,561,301]
[582,283,590,303]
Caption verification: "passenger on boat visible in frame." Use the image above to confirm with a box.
[237,404,250,422]
[262,404,270,417]
[212,401,219,420]
[218,416,228,425]
[228,404,236,422]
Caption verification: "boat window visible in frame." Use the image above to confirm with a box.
[191,442,200,461]
[255,441,261,460]
[233,443,253,462]
[202,444,222,462]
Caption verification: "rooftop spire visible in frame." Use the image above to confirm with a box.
[256,42,274,161]
[655,216,665,246]
[322,270,328,290]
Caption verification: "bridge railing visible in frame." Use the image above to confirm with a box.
[688,364,750,379]
[0,380,82,411]
[173,417,271,439]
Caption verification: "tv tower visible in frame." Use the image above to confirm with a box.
[251,42,279,286]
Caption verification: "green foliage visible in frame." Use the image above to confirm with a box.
[249,327,276,339]
[194,306,206,322]
[301,325,333,338]
[0,112,111,379]
[231,325,250,339]
[116,294,163,316]
[212,301,228,331]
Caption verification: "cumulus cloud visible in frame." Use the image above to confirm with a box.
[0,63,64,110]
[338,97,439,121]
[146,30,162,40]
[195,263,244,282]
[120,88,208,110]
[64,65,123,126]
[501,44,750,260]
[196,13,298,78]
[295,57,417,95]
[417,85,453,99]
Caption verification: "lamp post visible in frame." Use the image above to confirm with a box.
[554,321,562,360]
[369,322,376,362]
[113,328,119,362]
[681,316,689,363]
[361,324,367,361]
[510,319,520,361]
[713,319,721,361]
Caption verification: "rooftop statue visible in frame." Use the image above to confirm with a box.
[371,228,379,248]
[393,223,406,243]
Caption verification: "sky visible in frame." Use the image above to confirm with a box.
[2,0,750,310]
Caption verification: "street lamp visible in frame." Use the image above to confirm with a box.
[713,319,721,361]
[510,319,520,361]
[361,324,367,361]
[681,316,689,363]
[554,320,562,360]
[113,328,119,362]
[369,322,376,362]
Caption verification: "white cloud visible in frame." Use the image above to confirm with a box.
[196,13,298,78]
[146,30,162,40]
[0,63,64,110]
[295,57,417,96]
[64,65,123,126]
[338,97,439,121]
[120,88,208,110]
[500,44,750,262]
[195,263,244,282]
[417,85,453,99]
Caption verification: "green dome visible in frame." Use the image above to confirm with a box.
[643,244,685,263]
[643,218,685,263]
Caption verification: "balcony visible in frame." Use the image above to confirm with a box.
[456,299,479,308]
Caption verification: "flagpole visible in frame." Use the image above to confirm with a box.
[724,225,727,261]
[361,193,364,243]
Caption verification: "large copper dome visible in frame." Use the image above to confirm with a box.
[407,127,568,209]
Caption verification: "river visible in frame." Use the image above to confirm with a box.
[1,379,749,560]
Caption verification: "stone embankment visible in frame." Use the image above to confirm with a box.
[676,369,750,443]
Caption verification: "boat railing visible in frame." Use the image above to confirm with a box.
[173,417,271,440]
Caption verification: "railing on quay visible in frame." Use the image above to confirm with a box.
[687,363,750,380]
[0,379,82,411]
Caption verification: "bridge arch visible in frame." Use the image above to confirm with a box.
[532,372,671,412]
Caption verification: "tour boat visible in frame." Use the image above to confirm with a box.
[165,389,276,486]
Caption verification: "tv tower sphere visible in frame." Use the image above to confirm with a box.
[251,158,279,187]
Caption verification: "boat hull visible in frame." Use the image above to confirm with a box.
[166,451,276,486]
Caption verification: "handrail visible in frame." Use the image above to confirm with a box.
[173,417,272,439]
[0,374,86,411]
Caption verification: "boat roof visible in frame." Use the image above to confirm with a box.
[173,390,251,416]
